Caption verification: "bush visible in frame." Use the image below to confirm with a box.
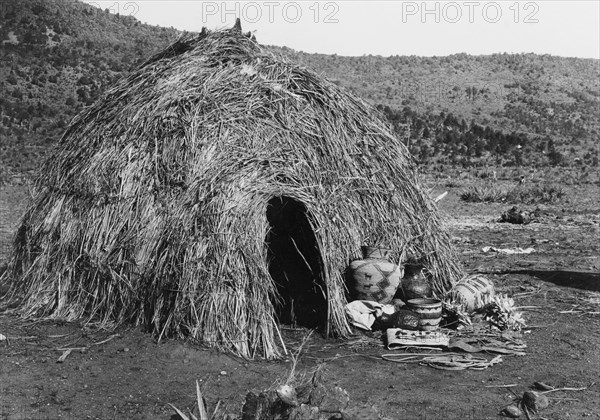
[460,183,506,203]
[506,184,566,204]
[444,179,464,188]
[460,182,566,204]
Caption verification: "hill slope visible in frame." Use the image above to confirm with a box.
[0,0,181,179]
[1,0,598,182]
[276,48,599,168]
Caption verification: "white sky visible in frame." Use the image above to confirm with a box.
[82,1,600,58]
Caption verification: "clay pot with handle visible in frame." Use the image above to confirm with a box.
[401,263,432,301]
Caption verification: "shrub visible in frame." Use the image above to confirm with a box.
[460,183,507,202]
[444,179,464,188]
[460,182,566,204]
[506,184,566,204]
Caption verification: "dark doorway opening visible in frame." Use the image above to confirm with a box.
[266,196,326,329]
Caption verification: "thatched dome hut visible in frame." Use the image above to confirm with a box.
[1,24,462,358]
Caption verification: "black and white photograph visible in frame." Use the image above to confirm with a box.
[0,1,598,419]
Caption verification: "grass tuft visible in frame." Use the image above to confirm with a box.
[459,183,507,203]
[506,184,566,204]
[460,182,566,204]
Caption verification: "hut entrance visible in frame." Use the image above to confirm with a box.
[266,196,326,329]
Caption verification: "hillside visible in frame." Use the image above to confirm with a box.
[276,48,599,169]
[1,0,598,183]
[0,0,181,181]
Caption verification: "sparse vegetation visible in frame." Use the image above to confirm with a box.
[0,0,181,180]
[459,183,508,203]
[506,183,566,204]
[1,0,599,184]
[169,381,215,420]
[460,182,566,204]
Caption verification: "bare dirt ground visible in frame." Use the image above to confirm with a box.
[1,180,599,420]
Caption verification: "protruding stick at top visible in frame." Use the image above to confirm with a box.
[232,18,242,33]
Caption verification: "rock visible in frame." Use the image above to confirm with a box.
[241,392,273,420]
[288,404,319,420]
[533,381,553,391]
[318,386,349,413]
[309,384,328,407]
[295,382,313,405]
[241,391,288,420]
[500,405,522,418]
[499,206,532,225]
[522,391,549,413]
[341,405,380,420]
[276,384,298,406]
[309,383,350,412]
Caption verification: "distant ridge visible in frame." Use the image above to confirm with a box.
[1,0,598,181]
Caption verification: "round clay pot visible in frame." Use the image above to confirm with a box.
[348,246,401,304]
[401,264,432,301]
[406,298,442,331]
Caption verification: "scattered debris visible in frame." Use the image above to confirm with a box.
[538,386,588,394]
[239,371,373,420]
[448,335,527,356]
[557,293,600,316]
[434,191,448,203]
[52,333,120,362]
[498,206,537,225]
[474,294,527,331]
[482,246,535,255]
[382,353,503,370]
[533,381,554,391]
[90,333,120,347]
[498,381,589,419]
[56,349,72,363]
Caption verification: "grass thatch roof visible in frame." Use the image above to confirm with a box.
[1,24,463,358]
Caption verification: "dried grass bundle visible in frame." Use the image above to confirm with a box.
[0,25,462,358]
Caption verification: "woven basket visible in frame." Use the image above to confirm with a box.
[449,275,495,312]
[407,298,442,331]
[348,246,401,304]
